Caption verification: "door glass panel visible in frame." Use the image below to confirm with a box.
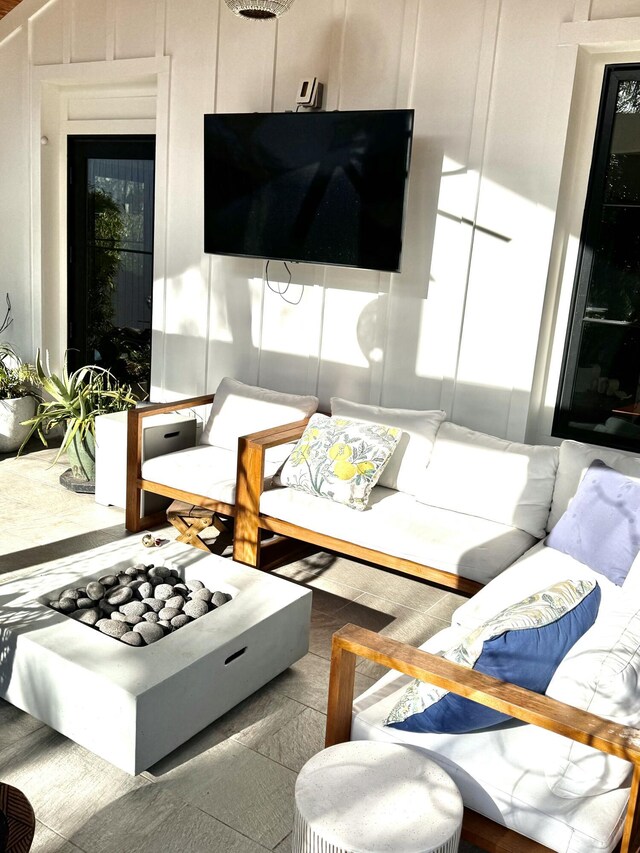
[554,68,640,450]
[68,137,155,395]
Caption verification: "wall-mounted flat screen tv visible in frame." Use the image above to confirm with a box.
[203,109,414,273]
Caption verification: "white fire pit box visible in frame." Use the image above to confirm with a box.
[0,540,312,774]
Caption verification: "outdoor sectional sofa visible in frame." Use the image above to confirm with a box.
[126,378,640,852]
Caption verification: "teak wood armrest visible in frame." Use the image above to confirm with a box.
[125,394,215,532]
[326,623,640,853]
[233,419,309,566]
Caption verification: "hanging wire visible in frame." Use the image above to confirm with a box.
[265,260,304,305]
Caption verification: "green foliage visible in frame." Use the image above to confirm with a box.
[0,343,40,401]
[88,188,126,351]
[20,351,138,462]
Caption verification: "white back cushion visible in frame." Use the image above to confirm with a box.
[330,398,445,495]
[417,422,559,539]
[200,377,318,461]
[548,439,640,531]
[544,600,640,798]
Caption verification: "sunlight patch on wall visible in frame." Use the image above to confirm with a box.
[321,289,379,369]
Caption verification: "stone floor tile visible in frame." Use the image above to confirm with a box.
[0,727,150,841]
[273,832,292,852]
[0,698,45,751]
[145,684,308,776]
[270,650,374,714]
[240,706,326,773]
[145,738,296,849]
[30,821,86,853]
[426,589,468,622]
[70,782,267,853]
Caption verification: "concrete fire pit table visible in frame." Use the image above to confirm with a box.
[0,538,312,774]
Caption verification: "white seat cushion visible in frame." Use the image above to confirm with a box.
[260,486,536,585]
[450,540,622,630]
[418,422,559,539]
[142,445,283,506]
[200,376,318,462]
[351,630,629,853]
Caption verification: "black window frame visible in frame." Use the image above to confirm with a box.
[553,63,640,453]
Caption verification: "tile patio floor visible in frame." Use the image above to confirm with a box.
[0,444,482,852]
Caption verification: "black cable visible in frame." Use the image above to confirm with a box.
[265,260,304,305]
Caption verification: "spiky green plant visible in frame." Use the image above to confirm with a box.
[19,351,138,463]
[0,343,40,400]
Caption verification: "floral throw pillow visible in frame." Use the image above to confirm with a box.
[278,413,401,510]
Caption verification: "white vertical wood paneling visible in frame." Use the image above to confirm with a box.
[452,0,577,439]
[115,0,158,60]
[0,0,621,442]
[161,0,217,397]
[70,0,107,63]
[0,27,32,357]
[29,0,64,66]
[590,0,640,19]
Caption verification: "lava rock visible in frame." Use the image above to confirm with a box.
[99,575,118,587]
[154,583,174,602]
[183,599,209,619]
[211,591,231,608]
[191,588,212,603]
[124,566,140,577]
[173,583,189,595]
[110,611,128,622]
[142,611,159,623]
[158,607,181,621]
[71,608,100,626]
[60,588,80,601]
[124,615,144,626]
[157,620,172,630]
[58,598,77,613]
[133,622,165,644]
[106,586,134,606]
[99,601,117,615]
[165,595,185,610]
[142,597,164,613]
[86,581,105,601]
[76,597,94,609]
[96,619,129,639]
[120,601,148,618]
[171,614,190,629]
[137,582,153,600]
[48,600,62,610]
[186,579,204,592]
[121,631,143,647]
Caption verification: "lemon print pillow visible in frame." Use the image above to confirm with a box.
[279,414,402,510]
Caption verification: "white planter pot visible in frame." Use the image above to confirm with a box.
[0,395,37,453]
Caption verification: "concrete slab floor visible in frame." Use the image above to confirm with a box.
[0,445,483,853]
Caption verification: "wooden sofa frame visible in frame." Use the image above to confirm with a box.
[124,395,314,567]
[233,421,484,595]
[326,623,640,853]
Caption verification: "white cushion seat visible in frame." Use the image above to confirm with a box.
[142,445,285,506]
[260,486,536,585]
[351,648,629,853]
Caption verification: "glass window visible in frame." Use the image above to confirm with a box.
[553,66,640,451]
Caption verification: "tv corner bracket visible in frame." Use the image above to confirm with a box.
[296,77,324,111]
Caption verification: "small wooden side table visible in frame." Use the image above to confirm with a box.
[166,499,234,554]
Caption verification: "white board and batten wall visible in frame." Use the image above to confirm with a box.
[1,0,640,446]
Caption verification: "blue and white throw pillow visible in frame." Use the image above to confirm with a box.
[385,578,601,733]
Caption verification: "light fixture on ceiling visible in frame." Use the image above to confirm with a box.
[223,0,296,19]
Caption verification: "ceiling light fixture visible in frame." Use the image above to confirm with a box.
[223,0,296,19]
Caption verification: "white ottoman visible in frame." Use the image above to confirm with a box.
[293,741,463,853]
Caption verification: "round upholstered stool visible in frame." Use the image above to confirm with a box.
[293,741,463,853]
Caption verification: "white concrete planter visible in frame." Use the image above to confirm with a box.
[0,395,36,453]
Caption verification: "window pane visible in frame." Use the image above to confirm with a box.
[554,66,640,450]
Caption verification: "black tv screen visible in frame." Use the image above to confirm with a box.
[203,109,414,273]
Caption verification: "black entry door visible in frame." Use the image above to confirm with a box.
[67,135,156,392]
